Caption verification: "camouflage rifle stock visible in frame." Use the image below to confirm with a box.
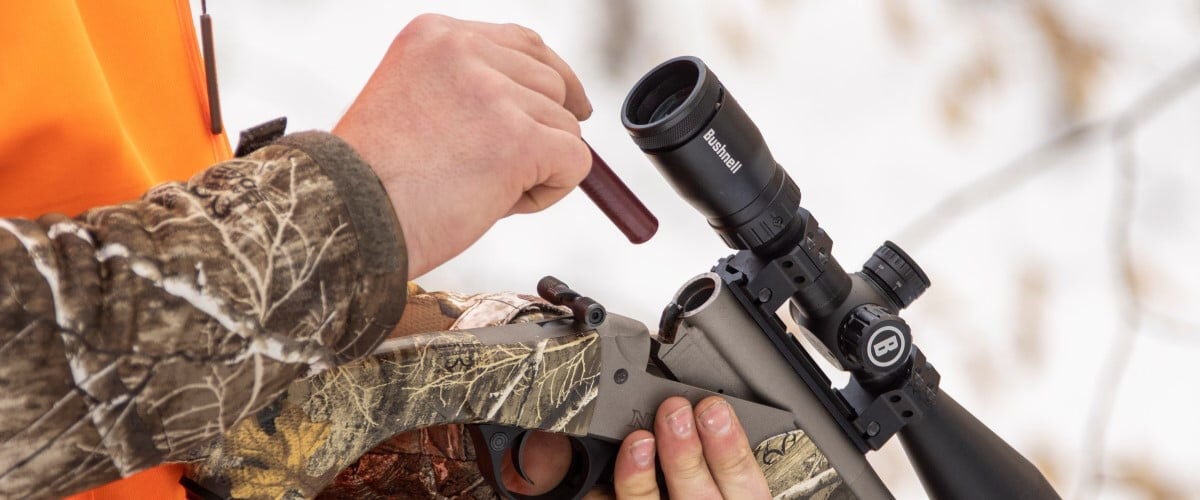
[183,283,874,499]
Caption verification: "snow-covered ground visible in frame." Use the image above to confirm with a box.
[209,1,1200,497]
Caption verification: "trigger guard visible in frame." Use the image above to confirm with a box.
[511,431,535,485]
[468,424,620,500]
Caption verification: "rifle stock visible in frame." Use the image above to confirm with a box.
[183,300,872,499]
[184,318,601,499]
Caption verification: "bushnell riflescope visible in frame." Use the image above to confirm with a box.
[621,56,1058,499]
[622,56,805,256]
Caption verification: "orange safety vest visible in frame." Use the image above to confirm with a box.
[1,0,231,497]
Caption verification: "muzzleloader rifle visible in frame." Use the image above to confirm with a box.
[184,56,1060,500]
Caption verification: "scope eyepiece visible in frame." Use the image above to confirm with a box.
[621,57,722,152]
[621,56,803,255]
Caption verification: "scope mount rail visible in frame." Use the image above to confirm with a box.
[705,208,938,454]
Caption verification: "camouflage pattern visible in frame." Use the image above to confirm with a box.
[318,424,489,499]
[184,289,599,499]
[191,288,853,500]
[319,286,508,499]
[0,123,852,498]
[0,132,407,499]
[755,429,853,499]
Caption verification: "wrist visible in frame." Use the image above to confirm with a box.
[331,124,427,279]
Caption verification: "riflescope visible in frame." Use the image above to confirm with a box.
[622,56,1058,499]
[621,56,803,256]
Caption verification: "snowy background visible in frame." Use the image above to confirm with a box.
[205,1,1200,498]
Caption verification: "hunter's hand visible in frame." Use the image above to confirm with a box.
[612,396,771,499]
[502,396,771,499]
[333,14,593,279]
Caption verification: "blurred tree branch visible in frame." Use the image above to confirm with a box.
[600,0,637,78]
[1073,130,1141,500]
[897,53,1200,247]
[1029,0,1106,120]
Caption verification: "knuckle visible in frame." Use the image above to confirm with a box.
[543,70,569,103]
[567,140,591,178]
[522,140,545,173]
[671,452,710,480]
[475,70,509,100]
[398,15,459,52]
[711,445,758,479]
[442,29,477,55]
[546,106,580,136]
[513,111,540,138]
[406,13,449,34]
[564,117,582,138]
[616,476,659,498]
[506,22,544,46]
[502,113,534,153]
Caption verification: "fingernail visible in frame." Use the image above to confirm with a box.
[699,401,732,435]
[667,404,693,438]
[630,437,655,468]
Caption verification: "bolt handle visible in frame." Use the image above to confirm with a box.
[537,276,607,328]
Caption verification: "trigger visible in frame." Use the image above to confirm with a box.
[511,431,535,485]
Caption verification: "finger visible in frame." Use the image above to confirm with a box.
[612,430,660,499]
[501,432,572,495]
[509,126,591,215]
[506,77,581,136]
[655,397,721,499]
[456,19,592,119]
[510,185,570,215]
[483,42,569,109]
[583,488,615,500]
[695,397,773,499]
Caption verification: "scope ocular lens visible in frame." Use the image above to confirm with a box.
[649,86,692,123]
[621,56,804,256]
[625,61,700,128]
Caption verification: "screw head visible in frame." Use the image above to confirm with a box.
[866,421,881,437]
[588,305,607,326]
[614,368,629,384]
[489,433,508,451]
[757,288,772,303]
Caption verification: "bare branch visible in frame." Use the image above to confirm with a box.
[896,53,1200,247]
[1072,134,1141,500]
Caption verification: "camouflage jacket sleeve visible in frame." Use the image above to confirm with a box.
[187,285,569,500]
[0,131,408,499]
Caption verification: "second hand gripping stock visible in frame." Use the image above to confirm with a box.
[468,277,867,500]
